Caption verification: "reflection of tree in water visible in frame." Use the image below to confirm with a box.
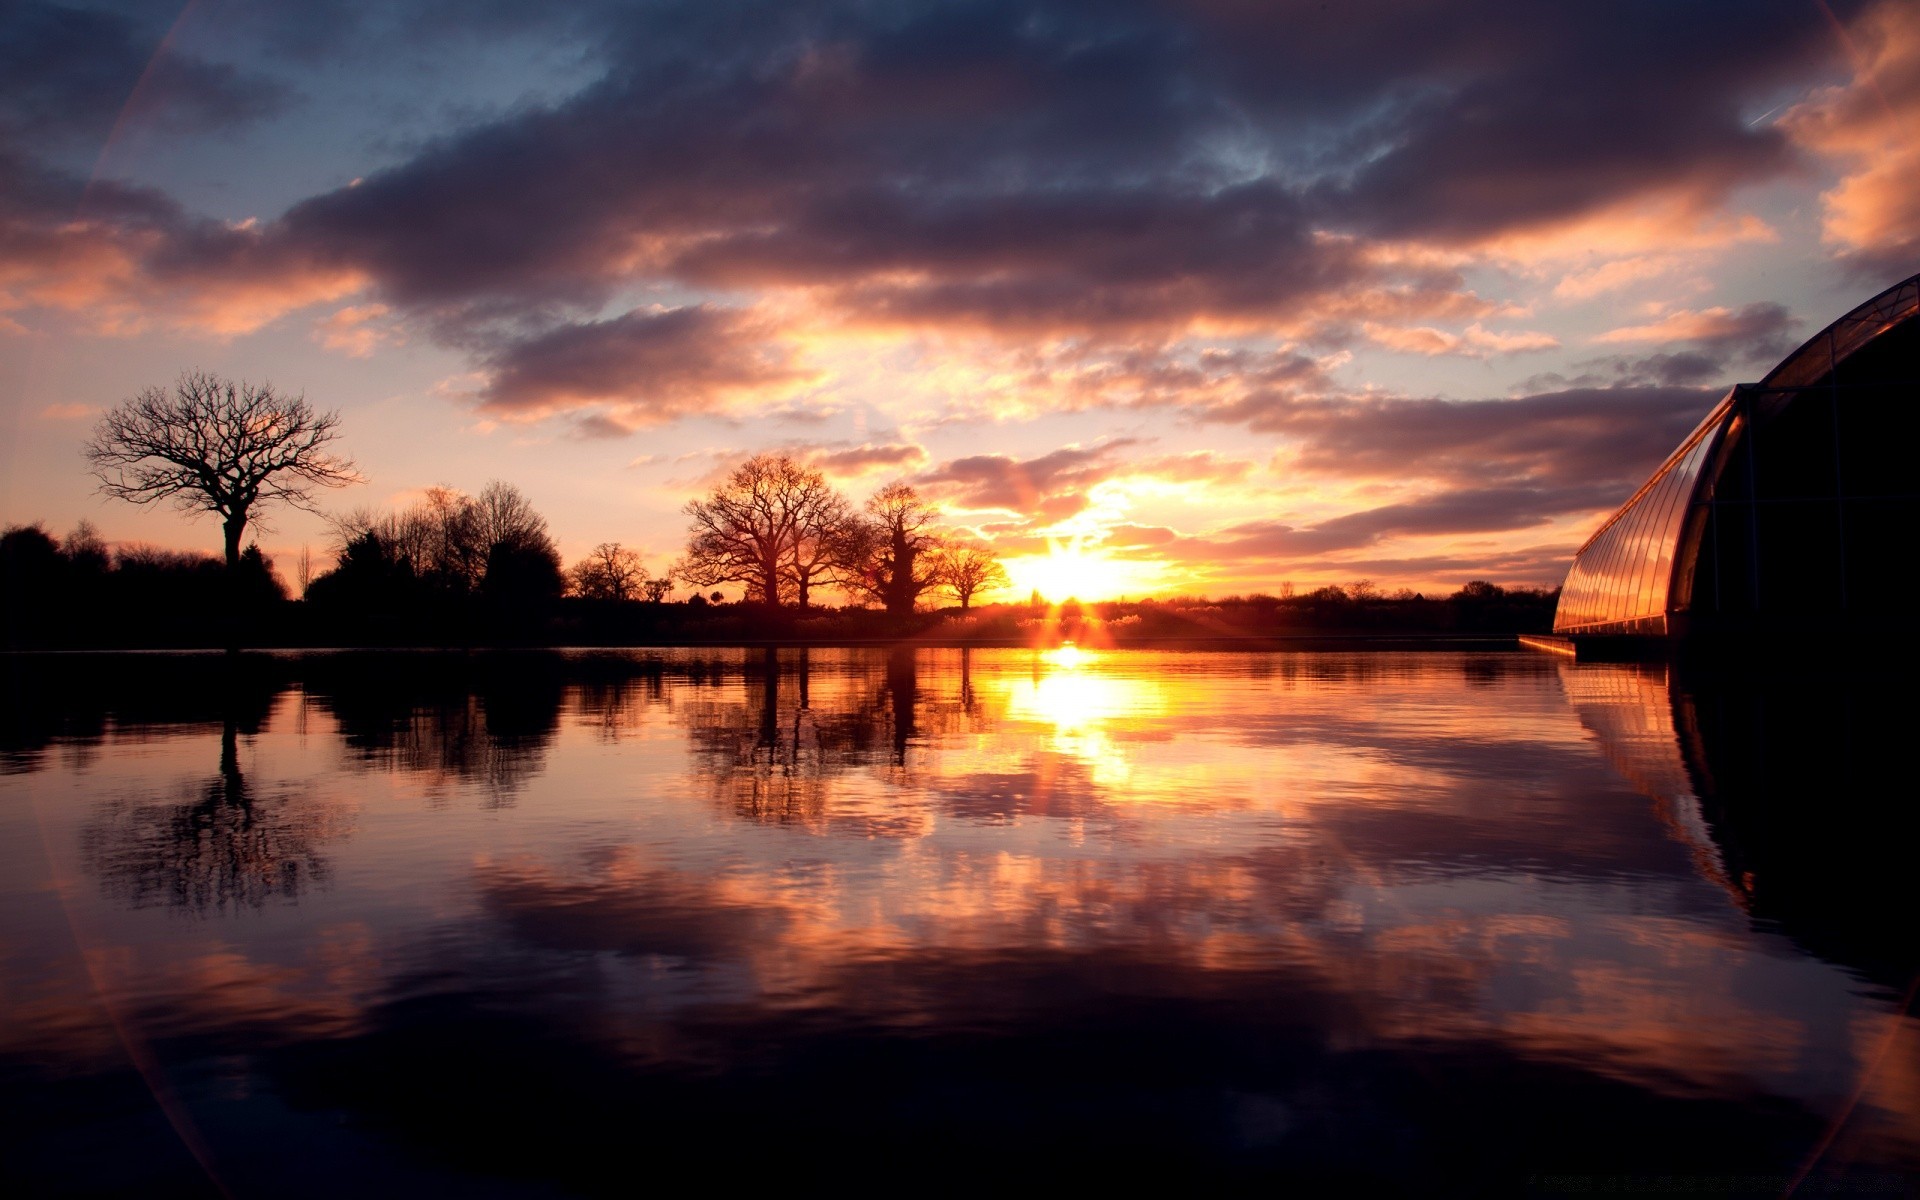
[1,652,291,775]
[570,655,679,739]
[83,720,344,914]
[305,654,564,806]
[678,648,995,828]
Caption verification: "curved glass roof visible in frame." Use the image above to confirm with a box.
[1552,271,1920,639]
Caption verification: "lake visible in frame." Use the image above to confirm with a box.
[1,648,1913,1195]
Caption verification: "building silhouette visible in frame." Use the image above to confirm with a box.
[1553,272,1920,650]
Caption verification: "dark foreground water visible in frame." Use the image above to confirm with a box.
[1,648,1914,1196]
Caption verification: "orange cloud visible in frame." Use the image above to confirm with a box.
[0,213,363,338]
[313,303,405,357]
[1363,321,1559,357]
[1592,306,1779,345]
[1551,255,1686,300]
[1785,0,1920,257]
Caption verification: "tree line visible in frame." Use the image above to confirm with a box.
[2,372,1014,646]
[2,370,1555,648]
[678,454,1007,613]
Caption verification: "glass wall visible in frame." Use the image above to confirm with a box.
[1553,400,1729,636]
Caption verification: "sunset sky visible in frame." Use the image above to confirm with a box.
[4,0,1918,601]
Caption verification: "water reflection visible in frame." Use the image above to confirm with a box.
[1,649,1914,1192]
[82,719,340,913]
[1561,656,1920,995]
[304,654,566,805]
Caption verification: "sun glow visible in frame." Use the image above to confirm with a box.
[1001,537,1164,603]
[995,657,1170,782]
[1041,642,1090,669]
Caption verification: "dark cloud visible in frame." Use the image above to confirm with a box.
[1522,302,1800,390]
[1175,480,1624,563]
[207,0,1857,375]
[479,305,807,425]
[917,440,1142,519]
[1,0,1897,432]
[805,442,929,473]
[238,0,1845,337]
[1206,387,1717,492]
[0,151,351,334]
[1296,2,1838,242]
[0,2,292,150]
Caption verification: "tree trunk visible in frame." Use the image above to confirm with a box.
[885,538,917,615]
[759,553,783,610]
[222,514,246,572]
[221,514,248,651]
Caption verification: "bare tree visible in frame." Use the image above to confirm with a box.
[679,454,850,609]
[86,371,361,572]
[931,541,1009,611]
[788,489,862,611]
[324,481,560,598]
[859,482,943,615]
[473,480,554,559]
[569,542,648,601]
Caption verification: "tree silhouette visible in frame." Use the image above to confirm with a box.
[679,454,854,609]
[569,543,648,601]
[323,480,561,602]
[86,371,361,572]
[859,482,943,615]
[931,542,1008,611]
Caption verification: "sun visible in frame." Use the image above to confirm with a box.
[1000,536,1164,603]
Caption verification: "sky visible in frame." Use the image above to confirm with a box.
[3,0,1918,602]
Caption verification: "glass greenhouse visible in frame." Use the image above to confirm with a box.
[1554,273,1920,643]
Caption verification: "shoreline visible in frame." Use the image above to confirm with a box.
[3,633,1529,656]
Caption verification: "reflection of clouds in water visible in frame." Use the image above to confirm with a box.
[8,649,1918,1186]
[0,920,382,1075]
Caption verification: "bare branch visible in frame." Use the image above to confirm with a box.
[85,371,363,568]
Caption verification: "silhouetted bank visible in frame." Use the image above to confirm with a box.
[0,537,1557,650]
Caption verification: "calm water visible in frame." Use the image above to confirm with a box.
[1,648,1913,1195]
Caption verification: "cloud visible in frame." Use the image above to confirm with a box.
[918,440,1143,522]
[804,442,929,475]
[477,305,810,427]
[1591,303,1796,348]
[1551,256,1685,300]
[1784,0,1920,270]
[1127,451,1257,487]
[0,0,1883,442]
[1102,523,1179,549]
[1363,321,1559,358]
[0,156,361,336]
[1204,386,1717,494]
[313,303,404,357]
[1298,3,1824,246]
[1170,481,1618,563]
[1504,302,1802,389]
[0,2,292,151]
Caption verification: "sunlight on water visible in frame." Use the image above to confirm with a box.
[0,648,1913,1190]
